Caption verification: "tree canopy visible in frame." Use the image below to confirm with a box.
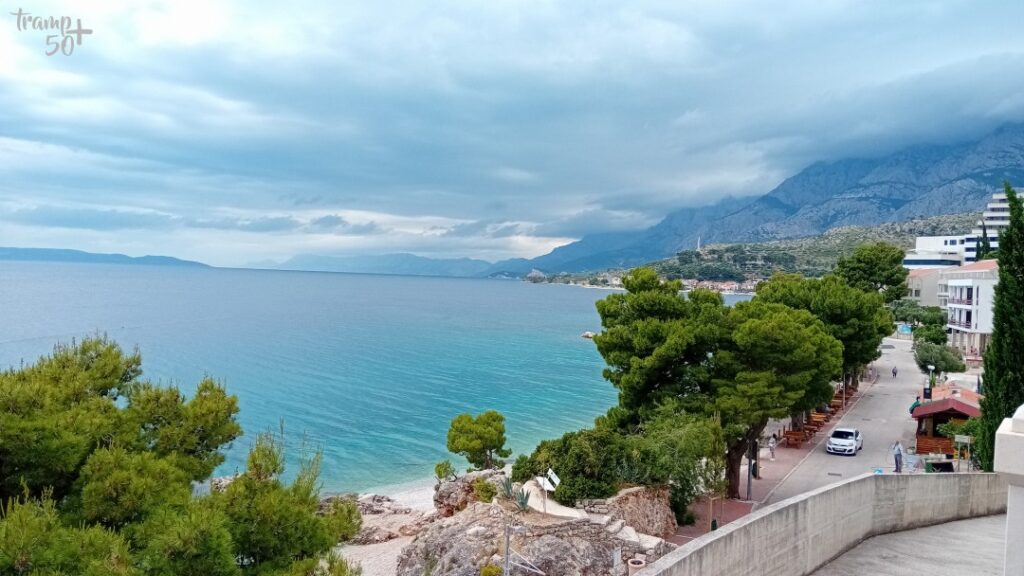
[835,241,909,303]
[891,299,946,326]
[978,183,1024,471]
[0,337,362,576]
[592,268,843,497]
[446,410,512,470]
[756,273,892,379]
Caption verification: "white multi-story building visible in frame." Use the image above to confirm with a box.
[939,259,998,363]
[902,235,968,269]
[964,191,1010,262]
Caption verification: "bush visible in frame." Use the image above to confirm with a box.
[552,476,616,506]
[912,324,948,345]
[472,477,497,503]
[434,460,456,483]
[510,454,534,483]
[480,564,502,576]
[914,341,966,373]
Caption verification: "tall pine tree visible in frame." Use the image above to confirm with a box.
[977,182,1024,471]
[977,221,994,260]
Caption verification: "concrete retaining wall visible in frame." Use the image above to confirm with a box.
[639,473,1007,576]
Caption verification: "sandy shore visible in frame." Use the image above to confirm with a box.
[371,478,436,512]
[335,477,436,576]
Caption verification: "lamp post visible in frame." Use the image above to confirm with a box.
[927,364,935,387]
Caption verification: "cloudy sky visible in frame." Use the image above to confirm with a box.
[1,0,1023,266]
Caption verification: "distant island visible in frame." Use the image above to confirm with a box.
[0,247,209,267]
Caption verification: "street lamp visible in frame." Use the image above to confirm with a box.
[927,364,935,387]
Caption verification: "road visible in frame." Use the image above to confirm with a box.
[764,337,924,505]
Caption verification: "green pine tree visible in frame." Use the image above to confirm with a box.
[977,182,1024,471]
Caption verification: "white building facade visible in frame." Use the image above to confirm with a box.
[939,260,998,363]
[964,191,1010,262]
[902,235,968,269]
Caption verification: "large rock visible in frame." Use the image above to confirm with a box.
[433,470,504,517]
[397,502,673,576]
[578,486,677,539]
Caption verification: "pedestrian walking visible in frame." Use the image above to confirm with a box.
[768,433,777,461]
[892,440,904,473]
[892,366,898,379]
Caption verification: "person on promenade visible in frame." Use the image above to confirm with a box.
[892,366,898,379]
[768,433,777,461]
[892,440,904,473]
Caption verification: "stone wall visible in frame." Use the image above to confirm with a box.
[639,472,1007,576]
[577,486,677,538]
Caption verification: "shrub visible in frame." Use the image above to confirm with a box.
[510,454,534,483]
[552,476,616,506]
[434,460,456,484]
[472,477,497,503]
[480,564,502,576]
[914,341,966,373]
[912,323,948,345]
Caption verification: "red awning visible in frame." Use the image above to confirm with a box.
[912,397,981,419]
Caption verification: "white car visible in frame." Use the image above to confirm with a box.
[826,427,863,456]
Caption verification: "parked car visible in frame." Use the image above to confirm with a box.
[826,427,863,455]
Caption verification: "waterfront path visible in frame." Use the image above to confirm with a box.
[811,514,1005,575]
[763,337,923,505]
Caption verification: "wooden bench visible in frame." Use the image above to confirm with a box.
[830,399,844,411]
[783,431,806,448]
[811,412,828,425]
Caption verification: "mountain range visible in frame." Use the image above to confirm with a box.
[481,123,1024,275]
[274,123,1024,278]
[8,125,1023,278]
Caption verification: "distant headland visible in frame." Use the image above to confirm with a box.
[0,247,209,267]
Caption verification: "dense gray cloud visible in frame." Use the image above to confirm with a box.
[0,0,1022,265]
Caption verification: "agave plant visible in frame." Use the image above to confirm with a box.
[498,476,515,500]
[512,486,531,513]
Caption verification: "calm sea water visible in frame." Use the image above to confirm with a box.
[0,262,746,492]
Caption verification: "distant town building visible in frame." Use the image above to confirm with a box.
[906,267,943,307]
[903,189,1008,270]
[524,269,547,282]
[939,259,998,363]
[902,235,967,269]
[964,190,1010,262]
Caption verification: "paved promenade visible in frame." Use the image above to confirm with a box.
[812,514,1005,575]
[672,337,926,543]
[764,337,923,505]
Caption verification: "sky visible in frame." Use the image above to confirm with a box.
[1,0,1023,266]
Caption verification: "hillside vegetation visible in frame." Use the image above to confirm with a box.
[651,212,979,280]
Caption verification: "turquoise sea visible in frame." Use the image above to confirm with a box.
[0,262,746,492]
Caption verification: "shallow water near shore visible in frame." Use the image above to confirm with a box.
[0,261,747,492]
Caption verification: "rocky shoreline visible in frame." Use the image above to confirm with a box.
[333,470,679,576]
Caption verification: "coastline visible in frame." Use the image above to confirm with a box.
[359,475,437,512]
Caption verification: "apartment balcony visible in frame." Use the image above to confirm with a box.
[947,298,974,306]
[948,319,975,330]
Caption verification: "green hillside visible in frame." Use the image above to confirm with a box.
[650,212,979,280]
